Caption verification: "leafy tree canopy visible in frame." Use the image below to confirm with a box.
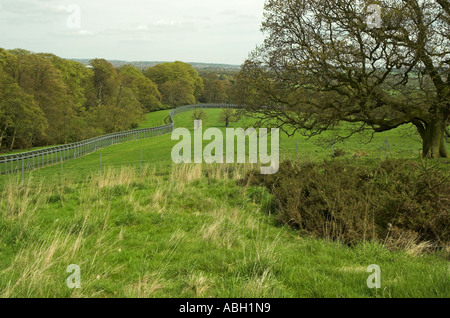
[237,0,449,158]
[145,61,203,106]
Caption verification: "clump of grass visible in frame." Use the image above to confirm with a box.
[383,225,435,256]
[0,226,112,297]
[0,176,44,220]
[331,148,347,158]
[170,164,203,185]
[124,273,166,298]
[353,149,368,159]
[182,271,213,297]
[200,207,247,249]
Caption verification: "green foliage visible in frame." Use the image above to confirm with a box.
[91,86,144,133]
[0,50,151,152]
[89,58,119,106]
[192,107,208,122]
[0,68,47,149]
[133,77,162,111]
[117,64,162,111]
[219,108,238,127]
[199,71,236,104]
[246,160,450,248]
[332,148,347,158]
[159,80,196,106]
[145,61,203,107]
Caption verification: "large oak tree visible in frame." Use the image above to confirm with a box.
[237,0,449,158]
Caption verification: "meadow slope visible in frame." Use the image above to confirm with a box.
[0,109,448,298]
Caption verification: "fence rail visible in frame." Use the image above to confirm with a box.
[0,104,242,175]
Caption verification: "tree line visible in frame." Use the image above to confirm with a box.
[0,49,238,152]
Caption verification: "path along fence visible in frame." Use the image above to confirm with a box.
[0,104,242,175]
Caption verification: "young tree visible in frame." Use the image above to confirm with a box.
[192,107,208,129]
[237,0,449,158]
[219,108,238,127]
[201,77,229,103]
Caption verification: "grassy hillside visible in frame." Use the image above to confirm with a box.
[0,109,448,298]
[1,164,448,297]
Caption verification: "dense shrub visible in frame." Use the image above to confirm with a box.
[245,160,449,249]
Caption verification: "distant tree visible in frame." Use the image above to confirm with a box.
[41,54,92,142]
[199,71,238,104]
[0,49,165,150]
[117,65,162,111]
[159,80,196,106]
[145,61,203,106]
[133,76,162,111]
[117,64,145,78]
[219,108,238,127]
[0,68,47,150]
[90,58,118,105]
[92,90,144,133]
[202,78,228,103]
[192,107,208,129]
[237,0,450,158]
[2,52,77,144]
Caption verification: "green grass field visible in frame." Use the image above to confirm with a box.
[0,108,433,186]
[0,108,448,298]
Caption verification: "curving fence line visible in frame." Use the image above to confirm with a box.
[0,103,242,175]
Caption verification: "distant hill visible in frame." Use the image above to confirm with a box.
[69,58,241,72]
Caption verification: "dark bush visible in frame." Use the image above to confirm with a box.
[245,160,449,248]
[331,148,347,158]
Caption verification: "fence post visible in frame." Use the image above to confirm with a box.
[378,137,393,159]
[60,155,63,187]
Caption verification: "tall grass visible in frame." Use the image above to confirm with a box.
[0,163,448,298]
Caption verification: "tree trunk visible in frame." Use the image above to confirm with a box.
[9,128,16,151]
[0,130,5,150]
[422,116,449,158]
[0,124,9,150]
[225,117,229,127]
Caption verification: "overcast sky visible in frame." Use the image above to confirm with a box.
[0,0,266,65]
